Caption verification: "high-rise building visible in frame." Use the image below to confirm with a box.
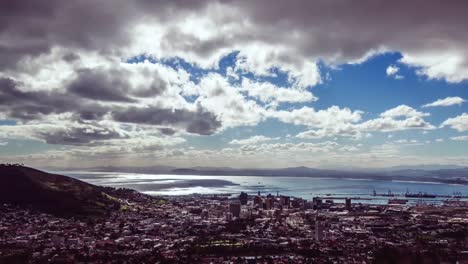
[312,197,323,210]
[345,198,352,211]
[280,196,290,207]
[239,192,248,205]
[315,221,324,241]
[225,212,233,221]
[229,203,241,218]
[254,195,262,205]
[264,197,274,210]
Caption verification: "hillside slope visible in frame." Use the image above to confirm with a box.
[0,165,120,216]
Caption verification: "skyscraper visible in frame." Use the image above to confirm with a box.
[239,192,248,205]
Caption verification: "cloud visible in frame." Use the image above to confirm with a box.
[360,116,434,132]
[296,124,363,140]
[0,122,127,146]
[358,105,434,133]
[240,78,317,107]
[272,106,363,128]
[441,113,468,132]
[386,65,399,76]
[380,105,429,118]
[386,65,403,79]
[36,126,127,146]
[0,77,86,120]
[112,106,222,135]
[238,141,339,154]
[422,96,466,108]
[1,0,468,168]
[229,135,279,145]
[451,135,468,141]
[295,105,435,139]
[3,0,468,85]
[68,68,136,102]
[194,73,267,128]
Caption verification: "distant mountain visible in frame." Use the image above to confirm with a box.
[385,164,466,171]
[52,164,468,185]
[0,165,120,217]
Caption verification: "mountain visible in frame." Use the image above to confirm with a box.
[385,164,466,171]
[0,165,120,217]
[49,165,468,185]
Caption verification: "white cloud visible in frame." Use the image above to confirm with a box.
[194,73,267,128]
[357,105,435,133]
[400,51,468,83]
[296,124,363,140]
[241,78,317,107]
[422,96,466,108]
[386,65,399,76]
[380,105,429,118]
[272,106,363,128]
[440,113,468,132]
[450,135,468,141]
[239,141,339,154]
[386,65,404,79]
[359,116,435,132]
[229,135,279,145]
[294,105,435,139]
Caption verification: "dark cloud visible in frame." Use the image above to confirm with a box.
[112,106,222,135]
[68,67,167,101]
[0,78,78,120]
[132,78,167,97]
[0,77,221,136]
[159,128,177,136]
[222,0,468,62]
[0,77,110,121]
[2,0,468,82]
[0,1,132,69]
[0,0,211,70]
[37,126,125,146]
[68,69,135,103]
[2,0,468,68]
[62,52,80,62]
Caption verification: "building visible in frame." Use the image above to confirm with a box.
[229,203,241,218]
[225,212,233,221]
[280,196,290,207]
[239,192,248,205]
[312,197,323,209]
[345,198,352,211]
[254,195,262,205]
[315,221,324,241]
[264,198,274,210]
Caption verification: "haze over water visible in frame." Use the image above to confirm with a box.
[59,171,468,205]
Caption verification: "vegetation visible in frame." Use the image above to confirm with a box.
[0,164,120,217]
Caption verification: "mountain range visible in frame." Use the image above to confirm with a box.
[46,165,468,185]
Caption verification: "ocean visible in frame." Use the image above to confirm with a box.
[57,171,468,205]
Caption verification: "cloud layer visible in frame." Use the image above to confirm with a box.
[0,0,467,168]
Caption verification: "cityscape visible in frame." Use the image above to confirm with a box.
[1,165,468,263]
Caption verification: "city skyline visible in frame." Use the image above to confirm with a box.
[1,1,468,169]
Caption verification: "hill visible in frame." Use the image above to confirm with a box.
[0,164,120,217]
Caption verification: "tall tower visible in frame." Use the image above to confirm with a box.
[345,198,352,211]
[315,220,324,241]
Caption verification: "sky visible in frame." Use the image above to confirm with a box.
[0,0,467,169]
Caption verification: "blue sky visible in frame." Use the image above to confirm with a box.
[0,1,467,169]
